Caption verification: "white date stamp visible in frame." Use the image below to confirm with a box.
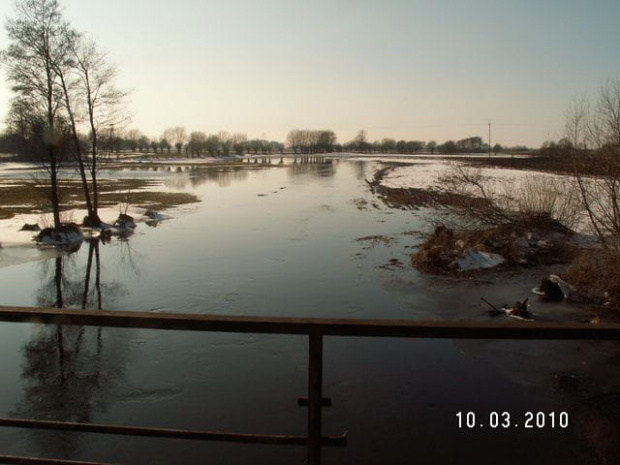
[456,411,569,429]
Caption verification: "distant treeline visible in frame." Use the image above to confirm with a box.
[0,126,531,157]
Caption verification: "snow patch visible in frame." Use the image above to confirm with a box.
[37,225,84,247]
[455,250,506,271]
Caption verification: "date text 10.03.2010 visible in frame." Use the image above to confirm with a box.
[456,411,569,430]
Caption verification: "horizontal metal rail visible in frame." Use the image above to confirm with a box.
[1,305,620,340]
[0,418,346,447]
[0,455,112,465]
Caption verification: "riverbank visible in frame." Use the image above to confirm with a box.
[366,159,620,320]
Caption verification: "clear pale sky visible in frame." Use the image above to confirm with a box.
[1,0,619,147]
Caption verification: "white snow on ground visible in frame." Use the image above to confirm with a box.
[379,160,568,191]
[0,206,146,246]
[380,161,456,190]
[0,162,40,173]
[339,152,529,161]
[0,213,48,245]
[455,250,506,271]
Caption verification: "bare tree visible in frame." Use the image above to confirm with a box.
[187,131,206,156]
[124,128,141,152]
[286,129,337,154]
[286,129,302,154]
[3,2,128,229]
[565,78,620,248]
[205,134,220,156]
[564,97,590,150]
[158,137,171,153]
[380,138,396,153]
[231,132,247,155]
[316,130,337,153]
[70,37,129,226]
[1,0,74,230]
[353,129,368,152]
[53,36,100,227]
[162,126,187,154]
[137,135,149,153]
[218,131,232,156]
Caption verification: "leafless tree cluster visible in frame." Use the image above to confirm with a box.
[98,130,285,157]
[339,130,509,155]
[359,138,427,154]
[286,129,337,154]
[563,78,620,248]
[0,0,129,229]
[183,131,251,156]
[160,127,186,154]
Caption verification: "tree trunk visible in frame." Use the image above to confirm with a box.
[49,147,62,230]
[57,68,98,226]
[70,125,97,226]
[91,131,100,219]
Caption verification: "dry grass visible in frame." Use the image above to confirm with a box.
[411,226,460,274]
[434,164,583,231]
[412,218,574,275]
[562,249,620,312]
[515,176,582,230]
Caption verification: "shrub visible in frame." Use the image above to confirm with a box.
[562,249,620,312]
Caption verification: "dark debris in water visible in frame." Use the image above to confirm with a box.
[379,258,405,270]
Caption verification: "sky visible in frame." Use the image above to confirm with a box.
[1,0,619,148]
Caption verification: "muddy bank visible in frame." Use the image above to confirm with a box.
[366,165,489,211]
[0,177,199,220]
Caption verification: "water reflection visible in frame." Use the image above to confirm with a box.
[190,166,250,188]
[288,158,336,178]
[355,160,370,180]
[160,158,337,191]
[11,239,131,459]
[163,165,250,189]
[82,240,101,309]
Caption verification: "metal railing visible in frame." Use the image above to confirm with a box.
[1,305,620,464]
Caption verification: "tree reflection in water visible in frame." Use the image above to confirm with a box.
[11,239,130,460]
[288,157,336,178]
[158,158,337,192]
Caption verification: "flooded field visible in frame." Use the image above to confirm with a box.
[0,157,618,464]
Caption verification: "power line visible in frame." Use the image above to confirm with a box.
[488,120,492,160]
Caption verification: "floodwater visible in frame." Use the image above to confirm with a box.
[0,158,618,464]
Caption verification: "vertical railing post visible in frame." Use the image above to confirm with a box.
[307,332,323,465]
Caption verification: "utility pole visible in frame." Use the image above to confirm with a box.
[488,120,492,161]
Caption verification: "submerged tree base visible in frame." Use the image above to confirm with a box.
[36,223,84,247]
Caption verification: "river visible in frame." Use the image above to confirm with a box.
[0,157,618,464]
